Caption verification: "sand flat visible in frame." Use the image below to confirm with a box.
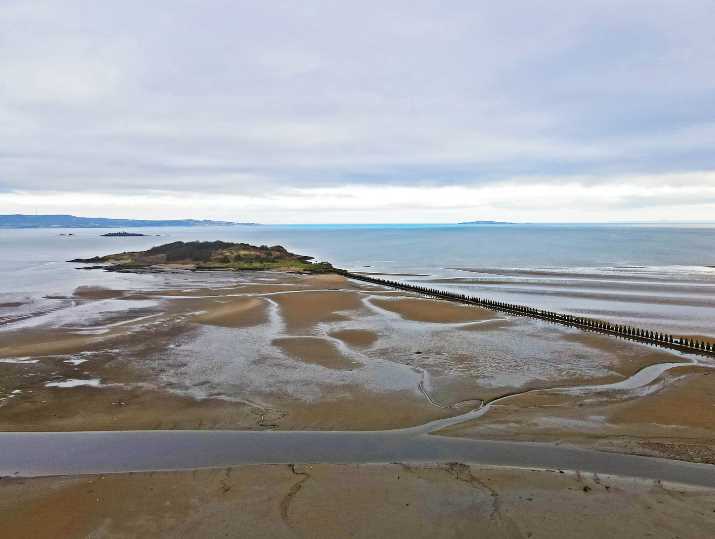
[0,331,106,358]
[328,329,379,348]
[272,290,365,332]
[299,272,354,288]
[558,331,691,378]
[272,386,449,429]
[193,297,268,328]
[610,366,715,430]
[0,384,261,431]
[371,296,497,323]
[71,286,127,300]
[440,364,715,464]
[273,337,358,370]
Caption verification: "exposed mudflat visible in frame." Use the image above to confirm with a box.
[1,270,713,468]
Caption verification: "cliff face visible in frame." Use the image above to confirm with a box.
[70,241,332,272]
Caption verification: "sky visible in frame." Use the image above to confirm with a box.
[1,1,714,223]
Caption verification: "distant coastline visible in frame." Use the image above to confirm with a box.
[0,214,257,229]
[458,220,515,225]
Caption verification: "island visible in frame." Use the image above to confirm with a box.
[69,240,333,273]
[101,232,149,237]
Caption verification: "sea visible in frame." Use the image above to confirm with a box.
[2,224,715,338]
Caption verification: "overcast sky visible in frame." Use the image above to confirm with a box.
[1,1,714,223]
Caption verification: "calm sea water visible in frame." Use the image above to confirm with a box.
[2,224,715,336]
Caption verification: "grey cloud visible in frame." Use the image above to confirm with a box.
[1,0,714,200]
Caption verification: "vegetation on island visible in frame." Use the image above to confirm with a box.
[70,241,334,273]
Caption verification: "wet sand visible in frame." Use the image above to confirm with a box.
[440,365,715,464]
[272,387,451,429]
[0,385,260,431]
[328,328,379,347]
[0,331,103,357]
[2,464,714,539]
[273,337,359,370]
[71,286,128,300]
[193,296,269,328]
[271,289,366,332]
[1,273,457,431]
[3,268,715,537]
[0,270,712,455]
[370,296,498,323]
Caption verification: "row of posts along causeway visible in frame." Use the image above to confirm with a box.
[335,269,715,357]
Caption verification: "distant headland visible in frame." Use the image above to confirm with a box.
[70,240,333,273]
[0,214,257,229]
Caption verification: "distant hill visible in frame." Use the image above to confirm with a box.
[0,214,257,228]
[458,220,514,225]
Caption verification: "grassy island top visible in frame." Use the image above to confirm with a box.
[70,240,334,273]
